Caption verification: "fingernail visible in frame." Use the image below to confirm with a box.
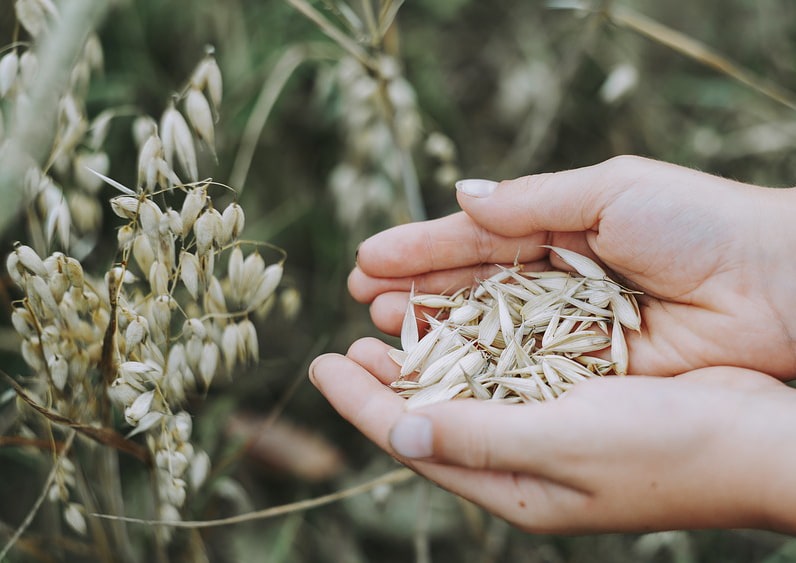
[389,414,433,459]
[308,356,322,387]
[455,179,498,198]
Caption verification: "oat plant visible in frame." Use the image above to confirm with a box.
[289,0,432,233]
[1,3,283,560]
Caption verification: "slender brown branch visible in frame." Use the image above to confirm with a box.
[0,435,67,452]
[2,371,151,464]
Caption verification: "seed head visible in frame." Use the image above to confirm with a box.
[221,203,244,241]
[0,50,19,97]
[180,186,206,236]
[160,103,197,182]
[124,389,155,425]
[185,87,214,147]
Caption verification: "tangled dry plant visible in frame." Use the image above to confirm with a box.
[390,246,641,409]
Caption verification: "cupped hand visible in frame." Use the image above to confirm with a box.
[349,156,796,378]
[310,338,796,534]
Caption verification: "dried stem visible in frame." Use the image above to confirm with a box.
[91,467,415,528]
[550,1,796,111]
[413,480,432,563]
[230,44,337,190]
[607,5,796,111]
[0,431,76,561]
[378,0,405,37]
[399,145,425,221]
[360,0,379,46]
[285,0,376,71]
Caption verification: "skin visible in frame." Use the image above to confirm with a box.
[310,156,796,533]
[310,339,796,534]
[349,155,796,378]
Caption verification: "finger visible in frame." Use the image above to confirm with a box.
[455,156,650,238]
[368,291,448,337]
[356,212,548,278]
[349,263,496,304]
[387,398,580,478]
[346,337,401,385]
[348,260,550,304]
[309,353,405,448]
[308,352,590,531]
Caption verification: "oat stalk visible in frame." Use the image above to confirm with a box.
[0,430,76,561]
[286,0,376,71]
[549,1,796,111]
[230,43,338,190]
[90,467,415,528]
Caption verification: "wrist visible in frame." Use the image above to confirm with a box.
[747,387,796,532]
[745,186,796,377]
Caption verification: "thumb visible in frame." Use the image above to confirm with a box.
[388,400,566,475]
[455,156,646,238]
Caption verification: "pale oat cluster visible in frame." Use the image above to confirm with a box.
[1,0,107,257]
[325,55,422,227]
[390,247,641,409]
[5,18,281,539]
[106,178,282,535]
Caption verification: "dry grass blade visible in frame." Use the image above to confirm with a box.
[285,0,375,71]
[0,431,76,560]
[603,4,796,111]
[90,468,415,528]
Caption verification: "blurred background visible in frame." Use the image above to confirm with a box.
[2,0,796,561]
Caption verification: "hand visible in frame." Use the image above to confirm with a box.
[349,156,796,378]
[310,338,796,534]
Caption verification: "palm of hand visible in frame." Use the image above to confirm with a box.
[310,338,791,534]
[351,158,796,378]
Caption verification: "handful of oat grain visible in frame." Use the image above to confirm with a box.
[389,246,641,409]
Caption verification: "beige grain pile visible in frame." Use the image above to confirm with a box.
[390,246,641,409]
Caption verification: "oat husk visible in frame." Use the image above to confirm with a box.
[390,247,641,409]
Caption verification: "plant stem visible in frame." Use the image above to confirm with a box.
[286,0,375,71]
[0,431,76,561]
[230,44,335,191]
[90,467,416,528]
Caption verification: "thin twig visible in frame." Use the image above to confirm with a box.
[286,0,376,72]
[212,335,330,477]
[91,467,415,528]
[609,6,796,111]
[0,435,66,452]
[550,2,796,112]
[378,0,405,37]
[413,480,432,563]
[230,44,336,190]
[360,0,380,46]
[1,371,151,464]
[0,431,76,560]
